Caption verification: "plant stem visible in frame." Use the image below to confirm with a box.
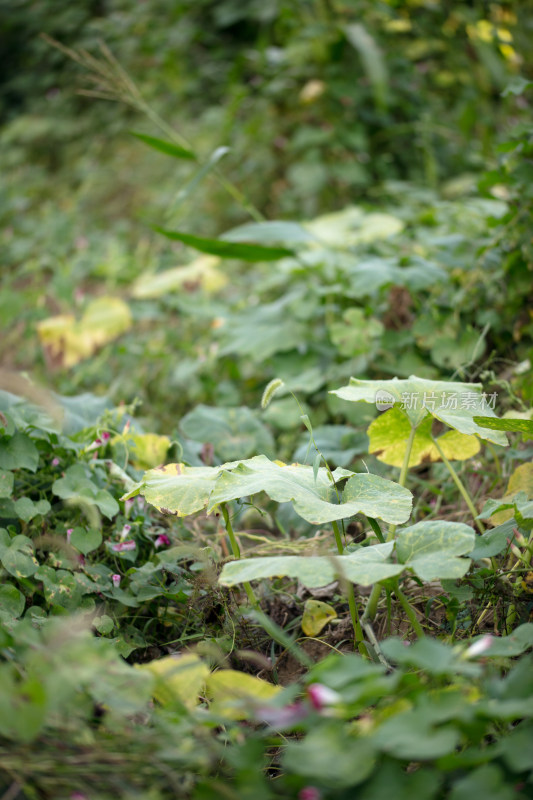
[393,579,424,638]
[364,423,417,622]
[332,520,368,657]
[431,437,485,534]
[221,503,259,608]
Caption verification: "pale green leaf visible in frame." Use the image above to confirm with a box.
[396,521,475,581]
[208,455,411,525]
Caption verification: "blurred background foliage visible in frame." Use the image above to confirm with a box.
[1,0,532,440]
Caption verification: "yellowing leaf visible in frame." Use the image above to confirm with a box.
[302,599,337,636]
[138,653,209,708]
[131,255,226,298]
[37,297,132,369]
[491,463,533,526]
[206,669,281,720]
[124,433,171,470]
[368,406,480,467]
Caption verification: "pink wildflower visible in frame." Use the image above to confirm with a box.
[155,534,171,548]
[111,540,136,552]
[52,457,60,467]
[120,524,131,540]
[306,683,341,711]
[124,497,135,517]
[66,528,73,544]
[299,788,322,800]
[111,574,121,589]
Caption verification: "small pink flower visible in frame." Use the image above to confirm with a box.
[111,574,121,588]
[124,497,135,517]
[465,635,493,658]
[66,528,73,543]
[120,524,131,540]
[299,788,322,800]
[155,534,171,548]
[256,702,309,727]
[307,683,341,711]
[111,540,136,552]
[52,457,60,467]
[137,496,145,511]
[100,431,111,442]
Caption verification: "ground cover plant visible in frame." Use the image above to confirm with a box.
[1,2,533,798]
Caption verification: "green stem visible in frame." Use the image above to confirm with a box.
[393,579,424,638]
[221,503,259,608]
[364,423,417,622]
[485,441,502,479]
[431,437,485,534]
[332,520,368,657]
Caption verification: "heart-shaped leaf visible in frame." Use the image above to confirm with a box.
[0,530,38,578]
[396,520,475,581]
[208,455,412,525]
[123,461,241,516]
[330,376,508,445]
[368,406,480,467]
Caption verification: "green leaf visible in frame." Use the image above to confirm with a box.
[180,405,275,462]
[368,406,480,467]
[52,465,119,519]
[293,425,368,468]
[474,415,533,438]
[0,432,39,472]
[283,723,376,788]
[154,227,293,261]
[34,565,83,609]
[0,531,38,578]
[70,526,102,555]
[219,542,402,589]
[0,469,14,498]
[13,497,51,522]
[396,520,475,581]
[381,637,479,677]
[468,623,533,657]
[221,220,314,246]
[329,308,383,359]
[330,376,508,445]
[208,455,411,525]
[206,669,281,719]
[372,708,460,760]
[123,461,237,516]
[0,583,25,620]
[448,765,516,800]
[130,131,196,160]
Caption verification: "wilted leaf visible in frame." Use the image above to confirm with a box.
[206,669,281,719]
[123,432,171,470]
[302,599,337,636]
[131,256,226,298]
[37,297,132,369]
[486,463,533,526]
[139,653,209,708]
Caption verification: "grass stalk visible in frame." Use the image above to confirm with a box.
[431,437,485,534]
